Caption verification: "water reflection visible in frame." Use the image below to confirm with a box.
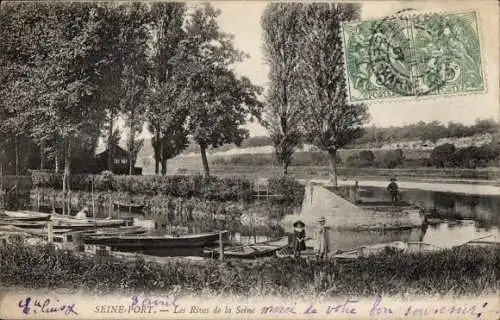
[422,222,499,248]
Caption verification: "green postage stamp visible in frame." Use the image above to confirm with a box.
[341,11,485,102]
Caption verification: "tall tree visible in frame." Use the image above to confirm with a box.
[98,6,125,173]
[1,3,113,212]
[183,4,263,177]
[297,3,369,186]
[118,3,151,175]
[261,3,304,175]
[147,3,189,175]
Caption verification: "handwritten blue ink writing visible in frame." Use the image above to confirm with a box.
[131,295,179,309]
[304,305,318,315]
[404,303,482,318]
[370,296,393,316]
[18,297,78,316]
[260,305,296,314]
[326,299,358,314]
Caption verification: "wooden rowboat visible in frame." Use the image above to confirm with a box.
[84,230,229,249]
[80,226,147,237]
[2,211,51,221]
[204,237,289,259]
[333,241,442,260]
[51,214,127,228]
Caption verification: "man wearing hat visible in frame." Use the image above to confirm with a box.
[387,178,399,206]
[292,220,306,258]
[314,216,329,260]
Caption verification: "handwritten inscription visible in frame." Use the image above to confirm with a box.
[19,297,78,316]
[131,295,179,309]
[86,296,497,319]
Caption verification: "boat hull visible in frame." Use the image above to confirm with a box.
[85,231,229,249]
[204,237,289,259]
[2,211,51,221]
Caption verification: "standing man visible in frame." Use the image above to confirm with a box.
[353,180,360,204]
[314,216,329,260]
[387,178,399,206]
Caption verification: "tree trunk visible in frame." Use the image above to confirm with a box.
[328,149,338,187]
[14,135,19,176]
[282,161,288,176]
[40,141,45,170]
[107,115,114,173]
[62,137,71,215]
[200,144,210,177]
[154,129,161,175]
[128,124,135,175]
[155,158,160,175]
[161,159,167,176]
[55,153,59,174]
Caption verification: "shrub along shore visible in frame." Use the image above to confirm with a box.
[0,242,498,297]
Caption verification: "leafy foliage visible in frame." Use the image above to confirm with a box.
[295,3,369,186]
[182,4,264,176]
[430,143,456,168]
[261,3,305,175]
[267,176,305,206]
[30,172,253,201]
[147,3,189,175]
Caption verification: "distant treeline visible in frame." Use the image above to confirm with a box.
[212,143,500,169]
[355,119,499,147]
[184,119,499,153]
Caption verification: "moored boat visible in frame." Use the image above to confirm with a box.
[50,214,127,228]
[2,210,51,221]
[204,236,289,259]
[84,230,229,249]
[80,226,147,237]
[333,241,443,260]
[113,202,145,214]
[464,240,500,248]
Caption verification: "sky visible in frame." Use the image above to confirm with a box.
[212,1,500,136]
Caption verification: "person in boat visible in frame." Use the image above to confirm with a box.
[292,220,306,258]
[75,206,89,219]
[314,216,329,260]
[387,178,399,206]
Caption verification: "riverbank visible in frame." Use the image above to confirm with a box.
[1,242,498,297]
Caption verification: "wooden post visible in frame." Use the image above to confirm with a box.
[108,193,112,218]
[36,188,40,211]
[0,163,3,209]
[257,183,260,201]
[47,221,53,243]
[91,176,95,220]
[219,231,224,261]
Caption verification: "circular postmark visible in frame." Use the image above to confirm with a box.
[368,12,450,96]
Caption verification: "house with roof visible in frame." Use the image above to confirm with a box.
[94,145,142,175]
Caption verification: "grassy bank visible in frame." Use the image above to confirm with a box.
[1,242,498,297]
[164,162,500,183]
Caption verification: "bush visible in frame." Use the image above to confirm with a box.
[30,172,253,202]
[430,143,456,167]
[267,176,305,206]
[450,144,499,168]
[376,149,405,168]
[346,150,375,167]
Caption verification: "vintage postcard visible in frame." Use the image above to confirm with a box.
[0,0,498,319]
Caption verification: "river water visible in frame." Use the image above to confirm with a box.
[105,180,500,256]
[295,180,500,252]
